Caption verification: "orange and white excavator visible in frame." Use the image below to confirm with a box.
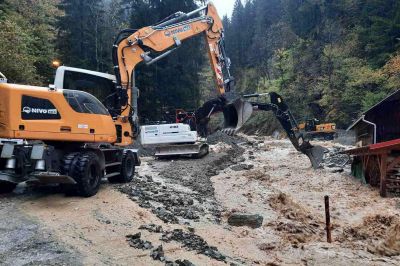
[111,2,252,138]
[0,2,251,196]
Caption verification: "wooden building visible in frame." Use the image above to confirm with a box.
[345,90,400,197]
[347,90,400,147]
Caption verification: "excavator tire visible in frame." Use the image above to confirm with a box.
[0,181,17,194]
[108,151,135,183]
[60,152,80,195]
[71,152,103,197]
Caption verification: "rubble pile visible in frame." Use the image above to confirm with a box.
[127,228,197,265]
[119,176,216,224]
[206,131,247,146]
[161,229,226,262]
[126,232,153,250]
[139,223,163,233]
[321,146,351,171]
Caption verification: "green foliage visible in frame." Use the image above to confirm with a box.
[224,0,400,129]
[0,0,60,84]
[362,91,388,111]
[58,0,119,72]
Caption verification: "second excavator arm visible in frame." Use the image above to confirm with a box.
[243,92,326,168]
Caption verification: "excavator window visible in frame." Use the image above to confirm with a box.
[63,71,114,102]
[63,90,109,116]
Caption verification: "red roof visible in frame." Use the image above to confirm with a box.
[370,138,400,150]
[343,138,400,156]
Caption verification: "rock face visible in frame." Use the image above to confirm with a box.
[227,214,264,229]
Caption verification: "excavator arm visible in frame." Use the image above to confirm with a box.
[109,3,236,145]
[243,92,326,168]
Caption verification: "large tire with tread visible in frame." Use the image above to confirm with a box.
[0,181,17,194]
[60,152,80,195]
[108,151,135,183]
[71,152,103,197]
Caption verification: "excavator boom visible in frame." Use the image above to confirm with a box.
[110,2,248,144]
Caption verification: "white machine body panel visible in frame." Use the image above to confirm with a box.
[140,123,197,145]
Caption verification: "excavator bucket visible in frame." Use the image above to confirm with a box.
[302,145,326,169]
[222,98,253,135]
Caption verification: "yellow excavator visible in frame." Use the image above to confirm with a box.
[297,119,337,140]
[0,2,251,196]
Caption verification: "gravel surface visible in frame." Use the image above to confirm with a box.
[0,197,80,266]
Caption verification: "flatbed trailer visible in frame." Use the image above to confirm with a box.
[343,138,400,197]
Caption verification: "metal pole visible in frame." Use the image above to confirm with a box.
[324,195,332,243]
[362,115,377,144]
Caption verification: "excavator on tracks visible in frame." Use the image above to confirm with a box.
[0,2,323,196]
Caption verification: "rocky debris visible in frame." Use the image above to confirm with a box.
[126,232,153,250]
[206,131,246,146]
[150,245,165,262]
[165,259,196,266]
[118,176,219,224]
[161,229,226,261]
[321,146,350,169]
[120,134,244,227]
[139,224,163,233]
[153,207,179,224]
[158,147,244,197]
[329,167,344,173]
[231,164,254,171]
[227,213,263,229]
[121,135,244,225]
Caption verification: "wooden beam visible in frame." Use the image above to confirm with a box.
[379,153,388,197]
[387,156,400,172]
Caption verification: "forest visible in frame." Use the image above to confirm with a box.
[1,0,400,128]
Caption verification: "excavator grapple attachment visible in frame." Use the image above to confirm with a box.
[222,98,253,135]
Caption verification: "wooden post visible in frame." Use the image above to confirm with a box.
[324,195,332,243]
[379,153,388,197]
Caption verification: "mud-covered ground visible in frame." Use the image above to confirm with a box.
[1,133,400,265]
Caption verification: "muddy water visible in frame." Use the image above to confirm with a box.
[1,134,400,265]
